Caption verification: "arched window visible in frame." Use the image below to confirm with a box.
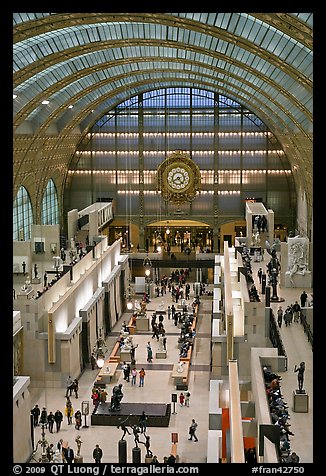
[41,179,59,225]
[13,186,33,241]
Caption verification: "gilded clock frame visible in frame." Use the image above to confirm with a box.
[157,151,201,204]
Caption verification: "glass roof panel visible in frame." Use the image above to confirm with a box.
[13,13,312,136]
[289,13,313,28]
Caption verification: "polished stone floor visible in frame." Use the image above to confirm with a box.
[16,251,313,464]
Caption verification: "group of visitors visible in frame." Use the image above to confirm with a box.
[262,366,300,463]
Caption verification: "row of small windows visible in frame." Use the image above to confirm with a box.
[13,180,59,241]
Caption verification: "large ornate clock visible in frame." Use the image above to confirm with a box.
[157,151,201,204]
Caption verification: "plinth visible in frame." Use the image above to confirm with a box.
[156,351,167,359]
[74,455,83,463]
[118,439,127,463]
[120,350,131,362]
[293,390,309,412]
[132,446,141,463]
[136,317,149,331]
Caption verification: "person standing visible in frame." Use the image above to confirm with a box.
[185,391,191,407]
[64,445,74,464]
[139,368,146,387]
[146,342,153,363]
[167,305,171,320]
[74,409,82,430]
[91,353,97,370]
[22,261,26,275]
[188,418,198,441]
[66,375,73,397]
[47,411,55,433]
[257,267,263,284]
[179,392,185,406]
[54,409,63,432]
[277,306,283,328]
[31,404,40,426]
[300,290,308,308]
[40,407,48,428]
[131,367,137,386]
[93,444,103,463]
[292,301,301,323]
[139,410,147,434]
[43,272,48,288]
[171,304,176,321]
[72,379,79,398]
[65,399,74,425]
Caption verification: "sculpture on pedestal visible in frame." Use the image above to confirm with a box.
[117,415,132,440]
[75,435,82,456]
[110,384,124,411]
[131,424,141,447]
[177,361,184,373]
[294,362,305,392]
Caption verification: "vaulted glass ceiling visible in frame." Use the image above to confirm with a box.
[13,12,312,137]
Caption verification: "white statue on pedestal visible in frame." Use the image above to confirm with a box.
[122,336,132,351]
[288,236,309,285]
[158,336,164,352]
[177,361,184,373]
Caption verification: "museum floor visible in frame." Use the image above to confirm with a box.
[16,253,313,464]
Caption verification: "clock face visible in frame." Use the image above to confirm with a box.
[157,151,201,203]
[167,167,190,190]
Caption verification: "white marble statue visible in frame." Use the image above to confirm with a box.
[158,336,164,352]
[287,236,309,285]
[122,336,133,351]
[177,361,184,373]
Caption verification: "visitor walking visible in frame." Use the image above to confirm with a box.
[31,404,40,426]
[277,306,283,328]
[188,418,198,441]
[54,409,63,432]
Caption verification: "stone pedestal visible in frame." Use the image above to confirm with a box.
[120,350,132,362]
[32,277,41,284]
[118,439,127,463]
[136,317,149,331]
[293,390,309,412]
[156,351,167,359]
[132,446,141,463]
[285,271,312,288]
[145,456,153,463]
[74,455,83,463]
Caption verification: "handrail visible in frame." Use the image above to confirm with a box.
[269,309,288,371]
[301,313,313,350]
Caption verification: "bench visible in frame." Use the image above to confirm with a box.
[127,316,136,335]
[108,341,121,363]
